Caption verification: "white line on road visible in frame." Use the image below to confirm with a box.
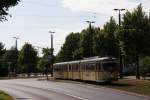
[47,89,88,100]
[63,92,88,100]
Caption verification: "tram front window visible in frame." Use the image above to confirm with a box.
[103,62,118,72]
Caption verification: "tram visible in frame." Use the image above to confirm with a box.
[53,57,119,82]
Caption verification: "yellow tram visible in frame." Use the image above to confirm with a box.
[53,57,119,82]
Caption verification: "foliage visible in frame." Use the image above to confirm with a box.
[36,47,54,74]
[140,57,150,78]
[73,48,83,60]
[37,58,47,73]
[1,47,18,75]
[0,0,20,21]
[120,4,150,79]
[80,26,96,57]
[56,33,80,62]
[0,42,6,57]
[18,43,38,74]
[0,42,6,76]
[42,47,54,63]
[94,17,118,57]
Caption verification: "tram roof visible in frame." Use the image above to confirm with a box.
[54,57,117,65]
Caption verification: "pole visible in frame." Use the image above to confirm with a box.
[86,21,95,57]
[119,10,121,26]
[51,34,53,50]
[13,37,19,50]
[13,37,19,76]
[119,10,123,79]
[114,9,125,79]
[149,12,150,20]
[49,31,55,77]
[51,34,54,77]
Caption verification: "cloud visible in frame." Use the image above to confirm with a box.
[62,0,150,16]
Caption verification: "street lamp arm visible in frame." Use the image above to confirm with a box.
[13,37,19,39]
[49,31,55,34]
[114,9,119,11]
[121,9,126,11]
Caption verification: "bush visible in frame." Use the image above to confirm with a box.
[140,56,150,78]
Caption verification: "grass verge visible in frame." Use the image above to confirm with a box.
[104,79,150,97]
[0,91,13,100]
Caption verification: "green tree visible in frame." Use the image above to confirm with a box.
[0,0,20,21]
[18,43,38,76]
[94,17,118,57]
[1,47,18,76]
[120,4,150,79]
[37,58,48,73]
[0,42,6,76]
[80,25,96,57]
[140,57,150,78]
[93,28,104,56]
[0,42,6,57]
[73,48,83,60]
[56,32,80,62]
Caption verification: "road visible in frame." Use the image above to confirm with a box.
[0,78,149,100]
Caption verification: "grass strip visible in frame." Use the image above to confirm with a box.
[0,91,13,100]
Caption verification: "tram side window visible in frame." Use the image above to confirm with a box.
[64,65,67,72]
[103,62,117,72]
[98,63,101,71]
[55,66,60,72]
[72,64,75,72]
[62,65,64,72]
[60,65,62,71]
[59,66,61,71]
[69,65,72,71]
[86,63,95,71]
[63,65,65,71]
[80,63,84,71]
[63,65,65,72]
[76,64,79,71]
[73,64,78,72]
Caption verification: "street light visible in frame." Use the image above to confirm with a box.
[12,36,19,77]
[114,9,125,27]
[114,8,125,79]
[13,37,19,50]
[86,21,95,24]
[49,31,55,51]
[49,30,55,77]
[86,20,95,57]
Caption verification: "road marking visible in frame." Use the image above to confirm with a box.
[63,93,88,100]
[47,88,88,100]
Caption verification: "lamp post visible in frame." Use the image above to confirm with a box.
[49,31,55,77]
[13,37,19,50]
[114,8,125,79]
[13,37,19,76]
[86,21,95,57]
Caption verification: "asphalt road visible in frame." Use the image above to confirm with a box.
[0,78,149,100]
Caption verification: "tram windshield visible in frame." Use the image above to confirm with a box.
[103,62,119,72]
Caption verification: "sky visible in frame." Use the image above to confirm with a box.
[0,0,150,56]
